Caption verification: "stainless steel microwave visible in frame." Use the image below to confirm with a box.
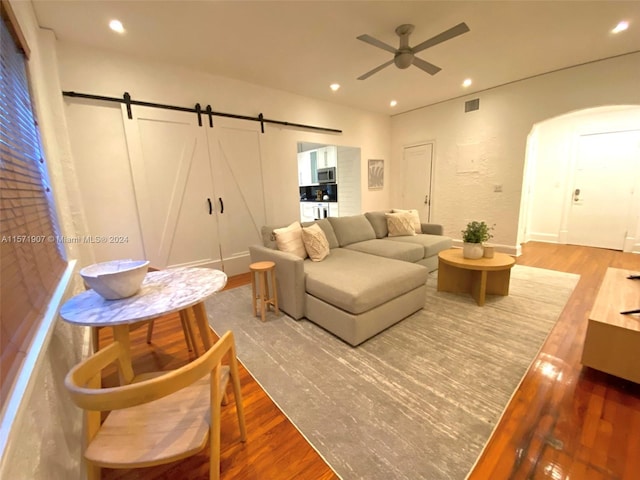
[317,167,336,184]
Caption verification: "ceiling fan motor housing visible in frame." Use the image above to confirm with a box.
[394,51,414,69]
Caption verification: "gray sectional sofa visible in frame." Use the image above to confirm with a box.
[249,211,452,346]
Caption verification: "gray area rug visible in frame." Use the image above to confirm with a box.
[205,265,579,480]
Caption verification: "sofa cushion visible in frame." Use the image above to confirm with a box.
[386,212,417,237]
[382,234,453,258]
[344,239,423,263]
[274,222,307,259]
[301,223,330,262]
[301,218,339,249]
[328,215,376,247]
[303,249,428,314]
[261,224,282,249]
[393,208,421,233]
[364,211,391,239]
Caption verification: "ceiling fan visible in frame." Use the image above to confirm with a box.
[356,22,470,80]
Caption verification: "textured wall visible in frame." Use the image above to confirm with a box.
[390,52,640,253]
[1,320,85,480]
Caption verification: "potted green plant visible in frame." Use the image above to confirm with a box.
[461,221,494,259]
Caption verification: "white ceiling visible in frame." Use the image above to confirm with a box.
[32,1,640,115]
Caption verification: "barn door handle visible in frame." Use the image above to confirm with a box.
[219,197,224,214]
[207,198,212,215]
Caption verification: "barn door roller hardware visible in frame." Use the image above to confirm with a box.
[62,91,342,134]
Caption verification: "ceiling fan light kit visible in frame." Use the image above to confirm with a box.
[357,22,470,80]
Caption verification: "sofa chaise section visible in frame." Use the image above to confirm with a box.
[303,248,428,345]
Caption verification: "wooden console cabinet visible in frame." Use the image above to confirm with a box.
[581,267,640,383]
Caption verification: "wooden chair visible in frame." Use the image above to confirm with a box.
[65,330,247,480]
[89,266,198,354]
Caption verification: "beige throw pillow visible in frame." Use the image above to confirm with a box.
[385,212,417,237]
[301,223,330,261]
[274,222,307,259]
[393,208,421,233]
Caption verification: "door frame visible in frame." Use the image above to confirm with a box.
[559,126,640,251]
[401,140,436,222]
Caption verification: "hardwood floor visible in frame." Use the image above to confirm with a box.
[470,242,640,480]
[99,271,339,480]
[96,243,640,479]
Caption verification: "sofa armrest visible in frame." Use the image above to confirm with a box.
[249,245,306,320]
[420,223,444,236]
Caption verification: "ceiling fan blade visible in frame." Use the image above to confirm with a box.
[412,57,442,75]
[357,34,398,54]
[357,59,394,80]
[411,22,470,54]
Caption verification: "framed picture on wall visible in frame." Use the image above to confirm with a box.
[368,159,384,190]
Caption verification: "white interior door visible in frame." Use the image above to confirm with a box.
[566,130,639,250]
[401,143,433,221]
[207,118,266,275]
[123,106,221,269]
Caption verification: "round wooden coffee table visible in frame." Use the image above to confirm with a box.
[437,248,516,306]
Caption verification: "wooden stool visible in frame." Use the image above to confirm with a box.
[250,261,279,322]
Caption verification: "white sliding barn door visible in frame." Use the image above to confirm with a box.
[207,118,266,275]
[122,106,222,269]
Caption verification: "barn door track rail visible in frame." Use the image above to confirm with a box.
[62,91,343,134]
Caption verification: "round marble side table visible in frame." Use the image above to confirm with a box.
[61,267,227,384]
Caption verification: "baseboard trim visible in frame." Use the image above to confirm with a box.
[451,240,521,256]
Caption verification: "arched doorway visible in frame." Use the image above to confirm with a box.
[519,105,640,252]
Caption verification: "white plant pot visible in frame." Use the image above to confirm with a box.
[463,242,484,259]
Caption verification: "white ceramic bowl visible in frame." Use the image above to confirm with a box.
[80,259,150,300]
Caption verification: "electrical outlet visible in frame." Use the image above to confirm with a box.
[494,184,503,193]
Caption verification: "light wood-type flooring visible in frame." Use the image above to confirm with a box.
[97,242,640,479]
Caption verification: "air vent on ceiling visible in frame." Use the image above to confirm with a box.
[465,98,479,112]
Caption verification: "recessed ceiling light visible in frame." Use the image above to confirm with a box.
[390,100,397,107]
[330,83,340,92]
[612,21,629,34]
[462,78,472,88]
[109,19,125,33]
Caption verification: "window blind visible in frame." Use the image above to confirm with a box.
[0,11,66,407]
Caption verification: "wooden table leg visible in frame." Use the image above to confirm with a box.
[470,270,488,306]
[180,308,200,357]
[438,261,472,293]
[192,301,213,350]
[111,324,134,385]
[486,268,513,296]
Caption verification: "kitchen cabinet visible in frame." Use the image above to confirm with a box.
[298,152,312,186]
[298,147,336,186]
[297,149,319,186]
[300,202,330,222]
[300,203,315,223]
[317,146,337,168]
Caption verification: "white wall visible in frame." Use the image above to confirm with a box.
[524,106,640,252]
[390,52,640,253]
[56,41,391,265]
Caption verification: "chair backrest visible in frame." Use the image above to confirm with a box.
[65,330,237,412]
